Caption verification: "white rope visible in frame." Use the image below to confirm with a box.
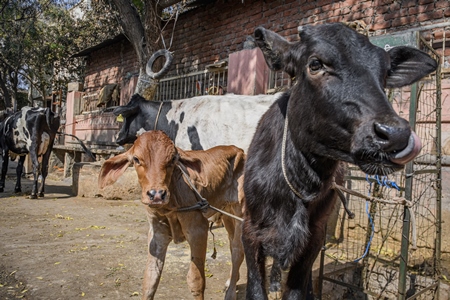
[281,114,305,199]
[176,162,244,222]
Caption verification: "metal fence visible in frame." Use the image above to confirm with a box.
[318,31,442,299]
[152,67,228,101]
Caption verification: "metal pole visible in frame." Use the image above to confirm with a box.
[398,80,418,300]
[434,53,442,299]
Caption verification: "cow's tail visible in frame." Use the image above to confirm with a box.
[56,132,96,161]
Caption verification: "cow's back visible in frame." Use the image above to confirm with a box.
[115,93,281,152]
[166,94,280,152]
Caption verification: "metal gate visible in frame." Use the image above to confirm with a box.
[318,31,442,299]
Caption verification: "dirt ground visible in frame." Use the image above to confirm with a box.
[0,165,247,300]
[2,162,450,300]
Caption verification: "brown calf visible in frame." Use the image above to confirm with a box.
[98,130,245,300]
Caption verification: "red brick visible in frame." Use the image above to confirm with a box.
[417,11,444,22]
[375,5,390,14]
[391,16,417,27]
[371,20,392,30]
[436,0,449,9]
[445,7,450,17]
[418,0,434,4]
[402,0,417,7]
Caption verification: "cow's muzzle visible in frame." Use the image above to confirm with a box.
[143,189,168,206]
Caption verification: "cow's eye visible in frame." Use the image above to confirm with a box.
[309,58,323,73]
[133,156,140,165]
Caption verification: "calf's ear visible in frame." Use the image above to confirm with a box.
[254,27,296,77]
[386,46,437,88]
[98,152,132,189]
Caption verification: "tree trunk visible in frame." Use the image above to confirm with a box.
[0,76,12,109]
[108,0,163,98]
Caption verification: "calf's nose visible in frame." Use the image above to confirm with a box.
[374,121,411,153]
[147,189,167,201]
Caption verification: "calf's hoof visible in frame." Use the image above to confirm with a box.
[0,187,3,192]
[269,291,282,300]
[29,194,38,199]
[38,192,44,198]
[15,188,22,193]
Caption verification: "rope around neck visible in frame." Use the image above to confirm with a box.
[176,162,244,222]
[281,114,305,199]
[154,101,164,130]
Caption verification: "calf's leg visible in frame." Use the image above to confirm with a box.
[142,215,172,300]
[269,258,282,297]
[242,220,268,300]
[283,222,327,300]
[181,213,209,300]
[222,214,244,300]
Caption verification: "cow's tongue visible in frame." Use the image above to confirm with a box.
[389,132,422,165]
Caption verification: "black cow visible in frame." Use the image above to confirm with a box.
[0,107,60,198]
[242,23,437,299]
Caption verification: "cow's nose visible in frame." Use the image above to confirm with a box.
[374,121,410,152]
[147,189,167,201]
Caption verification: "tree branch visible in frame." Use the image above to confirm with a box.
[107,0,147,65]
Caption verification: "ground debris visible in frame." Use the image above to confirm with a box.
[0,266,29,299]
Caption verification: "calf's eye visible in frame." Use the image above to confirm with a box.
[133,156,140,165]
[309,58,323,73]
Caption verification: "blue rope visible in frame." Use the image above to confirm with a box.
[354,175,399,262]
[354,201,374,262]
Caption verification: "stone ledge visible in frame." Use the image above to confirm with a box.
[72,162,141,200]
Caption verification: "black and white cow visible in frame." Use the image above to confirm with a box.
[0,106,60,198]
[242,23,437,299]
[114,93,280,152]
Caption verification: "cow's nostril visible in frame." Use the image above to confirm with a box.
[373,122,410,152]
[374,122,390,141]
[148,190,156,200]
[159,190,167,200]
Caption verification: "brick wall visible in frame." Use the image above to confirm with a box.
[81,0,450,99]
[161,0,450,76]
[83,39,139,103]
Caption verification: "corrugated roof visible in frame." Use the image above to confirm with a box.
[71,34,127,58]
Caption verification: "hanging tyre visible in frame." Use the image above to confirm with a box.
[146,49,173,79]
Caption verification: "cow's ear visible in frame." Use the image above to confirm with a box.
[98,152,132,189]
[386,46,437,88]
[254,27,296,77]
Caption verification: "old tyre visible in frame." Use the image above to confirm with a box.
[146,49,173,79]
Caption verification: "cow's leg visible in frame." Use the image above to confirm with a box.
[142,214,172,300]
[38,149,52,197]
[0,150,8,193]
[28,148,40,199]
[269,258,282,298]
[242,220,268,300]
[180,212,208,300]
[283,226,326,300]
[221,214,244,300]
[15,155,26,194]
